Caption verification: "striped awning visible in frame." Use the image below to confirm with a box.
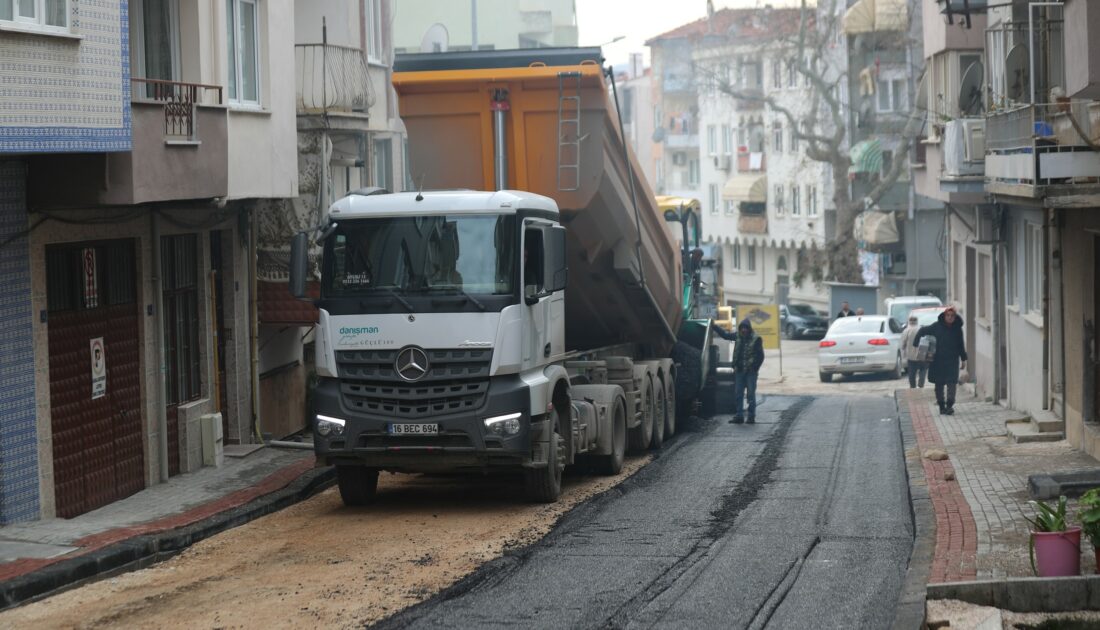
[843,0,908,34]
[849,138,884,174]
[722,174,767,203]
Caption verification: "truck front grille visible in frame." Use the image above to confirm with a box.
[335,348,492,419]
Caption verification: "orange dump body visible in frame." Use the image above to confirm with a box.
[393,50,683,355]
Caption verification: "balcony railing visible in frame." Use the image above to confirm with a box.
[985,101,1100,193]
[737,150,766,172]
[986,18,1063,108]
[132,78,223,140]
[295,43,375,114]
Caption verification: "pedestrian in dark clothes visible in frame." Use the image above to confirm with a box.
[836,301,854,319]
[712,319,765,424]
[913,305,967,415]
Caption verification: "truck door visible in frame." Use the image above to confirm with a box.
[522,223,552,368]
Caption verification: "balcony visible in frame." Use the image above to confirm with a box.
[295,43,374,116]
[985,101,1100,198]
[27,79,229,207]
[737,150,766,172]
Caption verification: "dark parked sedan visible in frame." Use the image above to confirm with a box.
[780,303,829,340]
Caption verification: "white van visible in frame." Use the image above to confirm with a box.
[884,295,943,326]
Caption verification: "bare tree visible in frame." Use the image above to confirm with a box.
[703,0,924,284]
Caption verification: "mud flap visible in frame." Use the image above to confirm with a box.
[523,418,551,468]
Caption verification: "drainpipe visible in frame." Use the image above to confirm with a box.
[249,207,262,442]
[1042,207,1051,411]
[491,89,509,190]
[1056,208,1066,420]
[150,213,169,482]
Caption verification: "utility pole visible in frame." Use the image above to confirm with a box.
[471,0,479,51]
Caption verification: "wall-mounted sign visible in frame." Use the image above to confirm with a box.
[82,247,98,308]
[90,337,107,399]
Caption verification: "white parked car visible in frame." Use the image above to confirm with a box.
[818,315,905,382]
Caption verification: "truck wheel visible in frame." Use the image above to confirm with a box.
[663,375,677,438]
[336,465,379,507]
[627,377,654,453]
[819,371,833,383]
[597,395,627,475]
[650,374,666,449]
[524,410,563,503]
[670,342,701,419]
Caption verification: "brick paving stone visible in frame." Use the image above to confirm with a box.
[902,388,1100,581]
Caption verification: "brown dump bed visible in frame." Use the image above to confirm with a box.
[393,48,683,354]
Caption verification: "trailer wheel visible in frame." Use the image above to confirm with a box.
[650,374,666,449]
[336,466,379,507]
[663,374,677,438]
[596,395,627,475]
[670,341,701,418]
[524,409,564,503]
[627,376,654,453]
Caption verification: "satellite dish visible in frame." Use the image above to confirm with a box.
[1005,44,1030,103]
[420,23,449,53]
[957,61,984,116]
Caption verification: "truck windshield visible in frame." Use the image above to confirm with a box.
[322,215,516,297]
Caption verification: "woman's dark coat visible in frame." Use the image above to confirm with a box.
[913,312,967,385]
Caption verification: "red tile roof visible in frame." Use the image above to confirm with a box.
[646,7,810,46]
[258,280,319,325]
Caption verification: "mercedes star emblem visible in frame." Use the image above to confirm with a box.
[395,346,430,382]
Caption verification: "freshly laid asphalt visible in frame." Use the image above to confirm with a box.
[371,393,914,630]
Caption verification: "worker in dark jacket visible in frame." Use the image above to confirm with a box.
[913,305,967,415]
[713,318,765,424]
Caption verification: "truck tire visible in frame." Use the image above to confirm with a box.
[819,371,833,383]
[524,409,564,503]
[336,466,379,507]
[663,374,677,438]
[627,376,654,453]
[596,395,627,475]
[649,374,666,449]
[671,341,702,418]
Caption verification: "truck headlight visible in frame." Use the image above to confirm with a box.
[483,412,522,437]
[315,414,346,437]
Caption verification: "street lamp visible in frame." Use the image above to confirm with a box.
[599,36,626,47]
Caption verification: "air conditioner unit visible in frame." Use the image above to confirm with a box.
[715,155,732,171]
[962,119,985,163]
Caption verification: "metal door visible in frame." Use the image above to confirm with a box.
[47,240,144,518]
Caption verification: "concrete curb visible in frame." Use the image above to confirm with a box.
[0,466,335,611]
[892,390,935,630]
[927,575,1100,612]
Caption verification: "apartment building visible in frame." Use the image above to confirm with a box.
[391,0,578,54]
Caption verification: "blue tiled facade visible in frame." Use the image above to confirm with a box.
[0,0,131,153]
[0,161,39,524]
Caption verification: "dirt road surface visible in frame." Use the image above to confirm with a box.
[1,457,650,629]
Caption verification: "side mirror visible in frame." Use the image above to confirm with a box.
[289,232,309,299]
[546,225,568,292]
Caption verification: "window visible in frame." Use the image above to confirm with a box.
[790,126,799,152]
[772,59,782,89]
[790,184,800,216]
[373,138,393,190]
[881,150,894,179]
[773,184,784,215]
[741,60,762,89]
[1005,224,1018,307]
[787,58,797,87]
[772,123,783,153]
[134,0,181,98]
[523,226,546,298]
[722,124,732,155]
[707,125,717,155]
[732,242,742,270]
[724,199,736,216]
[0,0,68,31]
[807,185,818,217]
[365,0,382,61]
[1025,222,1043,316]
[227,0,260,106]
[747,245,756,272]
[876,78,907,113]
[688,158,700,187]
[736,119,747,148]
[162,235,201,405]
[708,183,719,215]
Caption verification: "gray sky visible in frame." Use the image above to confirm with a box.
[576,0,805,67]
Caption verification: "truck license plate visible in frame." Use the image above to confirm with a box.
[389,423,439,435]
[840,356,865,365]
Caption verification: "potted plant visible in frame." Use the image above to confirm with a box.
[1078,488,1100,574]
[1025,496,1081,577]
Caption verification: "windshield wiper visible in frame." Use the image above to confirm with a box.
[425,287,487,311]
[360,288,414,312]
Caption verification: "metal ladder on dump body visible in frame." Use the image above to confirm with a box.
[557,71,582,191]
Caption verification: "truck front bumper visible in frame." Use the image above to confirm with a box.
[311,375,546,473]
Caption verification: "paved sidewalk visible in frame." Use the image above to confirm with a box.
[0,446,324,596]
[898,389,1100,583]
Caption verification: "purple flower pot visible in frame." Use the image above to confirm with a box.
[1032,528,1082,577]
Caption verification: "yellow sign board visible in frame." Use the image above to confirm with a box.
[735,304,781,350]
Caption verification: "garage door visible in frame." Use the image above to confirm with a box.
[47,240,144,519]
